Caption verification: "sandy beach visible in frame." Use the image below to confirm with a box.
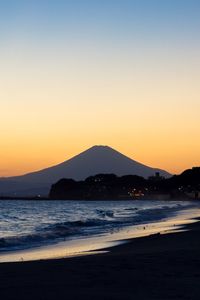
[1,218,200,300]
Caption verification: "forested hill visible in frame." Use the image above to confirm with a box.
[49,167,200,200]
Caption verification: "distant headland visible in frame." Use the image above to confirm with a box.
[0,145,199,200]
[49,167,200,201]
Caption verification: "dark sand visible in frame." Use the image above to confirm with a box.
[1,220,200,300]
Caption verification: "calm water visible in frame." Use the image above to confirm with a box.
[0,200,199,253]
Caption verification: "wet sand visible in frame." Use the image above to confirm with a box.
[1,219,200,299]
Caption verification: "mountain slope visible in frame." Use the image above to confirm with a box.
[0,145,171,196]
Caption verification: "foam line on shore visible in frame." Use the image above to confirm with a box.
[0,207,199,263]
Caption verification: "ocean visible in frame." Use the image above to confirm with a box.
[0,199,199,257]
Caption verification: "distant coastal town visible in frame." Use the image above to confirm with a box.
[49,167,200,201]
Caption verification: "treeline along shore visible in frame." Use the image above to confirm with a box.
[49,167,200,200]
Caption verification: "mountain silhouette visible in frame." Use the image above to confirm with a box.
[0,145,171,196]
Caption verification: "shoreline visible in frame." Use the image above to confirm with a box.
[0,206,199,263]
[1,218,200,299]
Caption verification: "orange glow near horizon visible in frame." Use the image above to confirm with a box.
[1,57,200,177]
[1,62,200,177]
[1,136,200,177]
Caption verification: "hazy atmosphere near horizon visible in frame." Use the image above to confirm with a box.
[1,0,200,176]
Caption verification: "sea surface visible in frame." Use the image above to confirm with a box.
[0,199,200,256]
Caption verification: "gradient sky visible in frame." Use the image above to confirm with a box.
[0,0,200,176]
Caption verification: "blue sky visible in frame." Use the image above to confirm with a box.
[1,0,200,40]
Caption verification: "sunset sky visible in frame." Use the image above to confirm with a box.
[0,0,200,176]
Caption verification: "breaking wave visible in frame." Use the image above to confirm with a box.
[0,200,198,252]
